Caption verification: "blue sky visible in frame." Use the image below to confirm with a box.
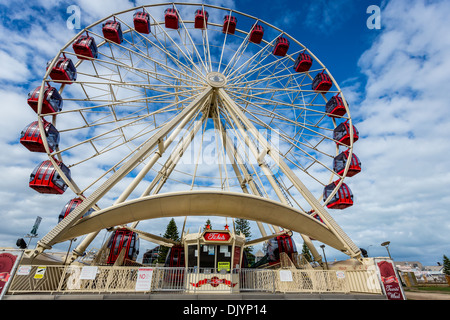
[0,0,449,266]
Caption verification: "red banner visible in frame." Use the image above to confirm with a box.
[190,276,237,288]
[376,259,405,300]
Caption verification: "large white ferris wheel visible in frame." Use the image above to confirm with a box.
[22,3,362,264]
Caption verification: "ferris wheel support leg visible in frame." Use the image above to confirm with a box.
[218,92,292,234]
[218,88,362,261]
[129,108,210,230]
[114,93,211,205]
[31,88,214,260]
[212,110,268,238]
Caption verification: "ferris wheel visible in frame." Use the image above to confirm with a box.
[21,3,362,263]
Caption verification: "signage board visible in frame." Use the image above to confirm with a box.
[374,258,406,300]
[203,232,231,242]
[135,268,153,292]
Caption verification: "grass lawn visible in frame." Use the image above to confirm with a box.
[405,285,450,294]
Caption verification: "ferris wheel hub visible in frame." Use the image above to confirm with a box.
[206,72,227,88]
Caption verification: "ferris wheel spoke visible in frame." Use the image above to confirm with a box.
[172,4,209,74]
[224,33,278,80]
[227,48,301,86]
[82,45,202,88]
[222,21,254,75]
[144,10,206,78]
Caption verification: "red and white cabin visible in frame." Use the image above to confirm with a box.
[20,120,59,153]
[273,36,290,56]
[133,10,151,34]
[27,85,63,115]
[323,181,354,209]
[333,150,361,177]
[164,8,179,29]
[29,160,70,194]
[194,9,209,29]
[223,15,237,34]
[312,71,332,92]
[326,94,347,117]
[294,52,312,73]
[72,34,98,60]
[47,55,77,84]
[333,120,359,146]
[58,198,94,223]
[102,19,123,44]
[249,24,264,44]
[106,228,139,265]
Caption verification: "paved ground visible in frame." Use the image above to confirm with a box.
[4,292,386,300]
[4,290,449,300]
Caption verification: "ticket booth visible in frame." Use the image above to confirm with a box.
[182,227,245,293]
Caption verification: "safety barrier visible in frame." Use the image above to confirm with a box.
[6,265,382,295]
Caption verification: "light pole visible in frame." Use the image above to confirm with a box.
[320,244,328,270]
[381,241,392,260]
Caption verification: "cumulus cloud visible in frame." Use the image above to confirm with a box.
[339,0,450,263]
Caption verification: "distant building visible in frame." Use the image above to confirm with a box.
[142,246,160,265]
[254,249,265,263]
[396,261,445,283]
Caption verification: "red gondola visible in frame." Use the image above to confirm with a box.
[312,71,332,92]
[164,245,185,287]
[266,234,297,265]
[273,36,290,56]
[164,8,179,30]
[102,18,123,44]
[333,150,361,177]
[249,24,264,44]
[29,160,71,194]
[20,120,59,153]
[106,228,139,265]
[165,245,185,267]
[72,33,98,60]
[133,10,151,34]
[294,53,312,73]
[58,197,93,223]
[194,9,209,29]
[27,85,63,114]
[307,210,324,224]
[323,180,353,209]
[47,55,77,84]
[333,120,359,146]
[326,94,347,117]
[223,15,237,34]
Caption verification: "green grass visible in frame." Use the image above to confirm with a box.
[406,285,450,294]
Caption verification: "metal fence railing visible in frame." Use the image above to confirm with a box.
[6,265,383,295]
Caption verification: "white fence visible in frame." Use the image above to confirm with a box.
[6,265,383,295]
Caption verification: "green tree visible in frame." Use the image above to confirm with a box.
[301,242,313,262]
[157,218,180,263]
[235,219,253,266]
[235,219,251,240]
[203,219,212,231]
[443,255,450,276]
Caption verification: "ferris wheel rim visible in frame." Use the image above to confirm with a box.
[35,2,357,212]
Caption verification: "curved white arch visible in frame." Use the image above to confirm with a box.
[56,191,347,252]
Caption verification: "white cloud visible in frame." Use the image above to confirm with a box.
[339,0,450,263]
